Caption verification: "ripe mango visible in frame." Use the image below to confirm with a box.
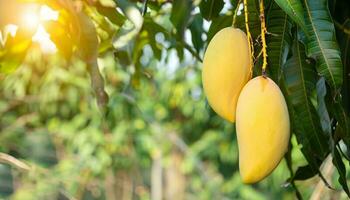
[236,76,290,183]
[202,27,251,122]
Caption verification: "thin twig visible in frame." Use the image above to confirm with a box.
[334,20,350,35]
[0,153,30,171]
[182,42,203,62]
[232,0,242,27]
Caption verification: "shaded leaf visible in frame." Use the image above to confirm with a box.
[283,37,329,183]
[332,142,350,197]
[96,4,126,27]
[199,0,225,21]
[170,0,193,40]
[207,14,232,43]
[316,78,332,135]
[290,164,318,181]
[189,14,204,52]
[266,2,292,82]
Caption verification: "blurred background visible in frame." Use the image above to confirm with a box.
[0,0,349,199]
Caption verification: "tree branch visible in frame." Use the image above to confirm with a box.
[0,153,30,171]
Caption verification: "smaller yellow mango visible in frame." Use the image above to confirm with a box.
[236,76,290,183]
[202,27,251,122]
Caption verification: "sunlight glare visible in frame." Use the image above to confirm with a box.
[5,25,18,37]
[39,5,59,21]
[22,10,40,30]
[31,6,59,54]
[32,25,57,54]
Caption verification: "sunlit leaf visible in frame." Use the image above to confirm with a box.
[303,0,343,90]
[272,0,307,34]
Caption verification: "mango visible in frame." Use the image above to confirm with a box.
[202,27,251,122]
[236,76,290,183]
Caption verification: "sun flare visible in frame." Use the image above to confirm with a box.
[18,5,59,54]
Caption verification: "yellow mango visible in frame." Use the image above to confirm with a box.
[236,76,290,183]
[202,27,251,122]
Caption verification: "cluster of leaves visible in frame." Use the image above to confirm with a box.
[0,0,350,199]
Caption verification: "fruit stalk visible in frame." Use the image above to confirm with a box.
[232,0,242,27]
[259,0,268,76]
[243,0,254,77]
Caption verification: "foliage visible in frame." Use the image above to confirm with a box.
[0,0,350,199]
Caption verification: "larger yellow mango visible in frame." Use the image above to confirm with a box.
[236,76,290,183]
[202,27,251,122]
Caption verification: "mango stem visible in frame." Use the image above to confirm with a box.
[259,0,268,75]
[232,0,242,27]
[243,0,254,78]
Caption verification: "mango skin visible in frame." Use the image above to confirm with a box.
[202,27,251,122]
[236,76,290,183]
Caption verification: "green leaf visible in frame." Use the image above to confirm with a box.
[96,3,126,27]
[0,29,33,73]
[76,12,99,61]
[199,0,225,21]
[290,164,318,181]
[303,0,343,90]
[266,2,292,82]
[272,0,307,34]
[43,20,73,59]
[331,2,350,113]
[116,0,143,30]
[207,14,232,43]
[283,37,329,182]
[170,0,193,40]
[189,14,204,52]
[316,78,332,135]
[332,142,350,197]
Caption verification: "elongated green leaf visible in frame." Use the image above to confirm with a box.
[332,1,350,113]
[290,164,318,181]
[207,14,232,43]
[95,4,126,27]
[199,0,224,21]
[273,0,307,34]
[189,14,204,52]
[283,37,329,181]
[266,2,292,82]
[303,0,343,90]
[316,78,332,135]
[170,0,193,40]
[332,141,350,197]
[316,77,350,195]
